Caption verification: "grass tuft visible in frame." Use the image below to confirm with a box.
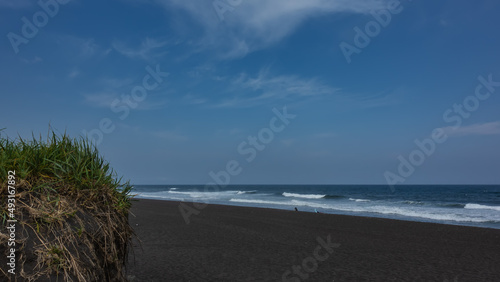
[0,130,134,281]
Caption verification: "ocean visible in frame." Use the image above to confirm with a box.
[131,185,500,229]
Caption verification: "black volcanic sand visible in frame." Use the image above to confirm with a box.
[126,199,500,281]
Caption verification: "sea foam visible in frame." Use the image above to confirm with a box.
[349,198,371,202]
[282,192,325,199]
[465,203,500,212]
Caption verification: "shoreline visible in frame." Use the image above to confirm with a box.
[127,199,500,281]
[133,196,500,230]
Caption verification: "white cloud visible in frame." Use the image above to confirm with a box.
[211,67,338,107]
[83,92,117,108]
[83,74,169,110]
[156,0,390,58]
[343,88,403,109]
[112,37,169,61]
[54,35,110,60]
[183,93,208,105]
[442,121,500,137]
[21,56,42,64]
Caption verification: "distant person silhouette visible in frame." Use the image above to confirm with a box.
[294,207,298,211]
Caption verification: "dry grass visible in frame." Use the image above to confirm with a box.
[0,130,134,281]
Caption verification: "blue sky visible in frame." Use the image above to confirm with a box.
[1,0,499,185]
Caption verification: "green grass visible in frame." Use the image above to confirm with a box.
[0,130,133,215]
[0,129,135,281]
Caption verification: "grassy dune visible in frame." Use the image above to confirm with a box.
[0,131,133,281]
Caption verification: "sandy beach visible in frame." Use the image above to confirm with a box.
[126,199,500,281]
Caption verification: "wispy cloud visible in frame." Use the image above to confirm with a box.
[83,74,168,110]
[343,88,403,109]
[83,92,117,108]
[442,121,500,137]
[183,93,208,105]
[112,37,169,61]
[54,35,111,60]
[210,68,338,108]
[155,0,390,59]
[186,64,218,79]
[82,77,144,107]
[83,92,168,110]
[21,56,42,64]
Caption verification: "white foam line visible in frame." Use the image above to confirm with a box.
[465,203,500,212]
[282,192,325,199]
